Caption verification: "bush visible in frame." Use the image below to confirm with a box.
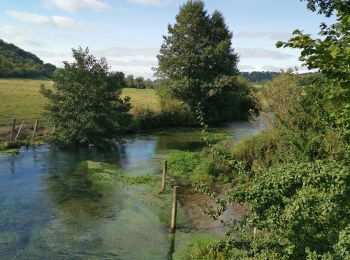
[231,130,285,171]
[167,143,247,185]
[129,103,197,131]
[174,233,230,260]
[227,161,350,259]
[167,151,201,184]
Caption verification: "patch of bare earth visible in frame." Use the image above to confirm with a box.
[178,185,248,236]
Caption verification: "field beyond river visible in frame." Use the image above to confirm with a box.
[0,78,160,126]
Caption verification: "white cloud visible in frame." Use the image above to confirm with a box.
[236,31,290,40]
[6,11,93,32]
[127,0,173,6]
[34,47,159,78]
[261,65,283,72]
[6,11,50,24]
[0,24,42,46]
[237,48,294,60]
[96,47,158,77]
[0,25,28,35]
[95,47,158,58]
[238,65,256,71]
[44,0,110,12]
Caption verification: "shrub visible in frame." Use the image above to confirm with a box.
[225,161,350,259]
[231,130,285,171]
[167,151,201,184]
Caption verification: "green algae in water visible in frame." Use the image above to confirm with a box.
[10,160,191,259]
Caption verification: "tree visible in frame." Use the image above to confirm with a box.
[301,0,350,16]
[135,76,146,89]
[155,0,243,124]
[40,47,131,146]
[125,75,135,88]
[277,0,350,140]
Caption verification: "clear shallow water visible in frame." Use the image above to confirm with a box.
[0,123,262,259]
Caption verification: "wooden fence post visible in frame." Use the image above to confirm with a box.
[32,120,38,143]
[168,233,176,259]
[161,160,168,193]
[15,121,24,141]
[10,119,16,141]
[170,186,178,233]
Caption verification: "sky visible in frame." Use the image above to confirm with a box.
[0,0,332,78]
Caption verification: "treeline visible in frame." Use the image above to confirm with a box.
[241,71,322,85]
[0,39,56,78]
[124,75,155,89]
[240,71,279,83]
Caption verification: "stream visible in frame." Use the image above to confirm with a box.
[0,122,262,259]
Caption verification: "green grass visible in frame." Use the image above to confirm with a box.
[0,79,160,126]
[0,78,51,126]
[122,88,160,112]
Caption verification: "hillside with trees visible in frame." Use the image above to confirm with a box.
[240,71,280,83]
[0,39,56,78]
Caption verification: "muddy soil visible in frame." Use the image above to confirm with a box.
[178,185,248,236]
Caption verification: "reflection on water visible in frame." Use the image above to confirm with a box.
[0,123,262,259]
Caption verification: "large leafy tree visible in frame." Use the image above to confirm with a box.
[41,47,131,146]
[156,0,241,124]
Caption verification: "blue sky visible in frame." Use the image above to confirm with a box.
[0,0,331,78]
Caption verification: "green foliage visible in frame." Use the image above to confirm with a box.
[130,106,196,131]
[194,70,350,258]
[0,39,56,78]
[227,161,350,259]
[167,141,247,185]
[168,151,201,183]
[156,0,253,124]
[231,130,284,170]
[277,0,350,140]
[300,0,350,17]
[125,74,154,89]
[40,47,132,146]
[174,233,229,260]
[254,72,347,162]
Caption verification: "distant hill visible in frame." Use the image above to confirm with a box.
[240,71,280,83]
[241,71,322,85]
[0,39,56,78]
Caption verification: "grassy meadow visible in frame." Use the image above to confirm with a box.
[0,78,160,126]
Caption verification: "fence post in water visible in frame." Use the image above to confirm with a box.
[32,120,38,143]
[161,160,168,193]
[15,121,24,141]
[10,119,16,141]
[170,186,178,233]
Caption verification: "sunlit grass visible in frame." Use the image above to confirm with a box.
[122,88,161,112]
[0,79,160,126]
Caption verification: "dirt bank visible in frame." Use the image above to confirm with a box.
[178,185,248,236]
